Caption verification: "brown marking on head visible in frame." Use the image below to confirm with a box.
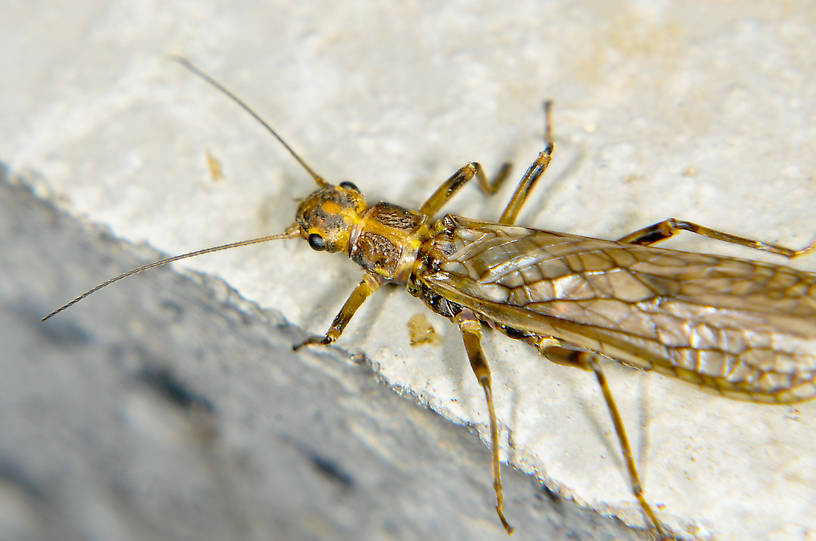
[295,183,367,253]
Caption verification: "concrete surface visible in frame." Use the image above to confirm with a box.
[1,169,648,541]
[2,2,816,540]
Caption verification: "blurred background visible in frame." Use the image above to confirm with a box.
[2,2,815,540]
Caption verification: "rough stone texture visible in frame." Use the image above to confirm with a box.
[2,2,816,540]
[0,170,646,541]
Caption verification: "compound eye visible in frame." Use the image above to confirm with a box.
[339,181,359,192]
[307,233,326,251]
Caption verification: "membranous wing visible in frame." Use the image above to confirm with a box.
[421,215,816,403]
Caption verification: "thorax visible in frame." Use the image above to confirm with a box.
[348,202,430,283]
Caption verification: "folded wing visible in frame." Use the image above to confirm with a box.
[422,216,816,403]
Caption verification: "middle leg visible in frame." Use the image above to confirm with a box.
[455,309,514,534]
[498,101,555,225]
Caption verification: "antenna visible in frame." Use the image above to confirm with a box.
[169,55,327,187]
[43,57,329,321]
[42,228,300,322]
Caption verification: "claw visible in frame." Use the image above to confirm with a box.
[292,335,331,351]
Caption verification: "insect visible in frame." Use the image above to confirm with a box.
[42,57,816,539]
